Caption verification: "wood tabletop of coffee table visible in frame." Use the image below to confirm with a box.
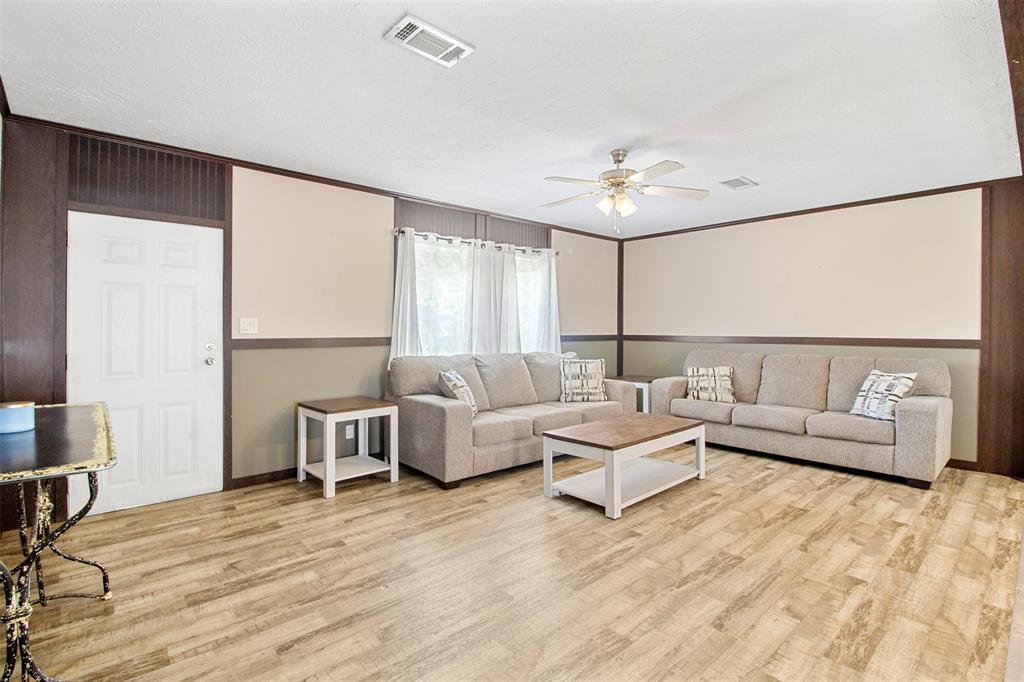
[543,414,704,451]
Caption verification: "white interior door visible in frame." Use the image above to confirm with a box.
[67,211,223,514]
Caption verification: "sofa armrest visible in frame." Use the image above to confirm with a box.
[651,376,688,415]
[604,379,638,414]
[894,396,952,482]
[395,394,473,483]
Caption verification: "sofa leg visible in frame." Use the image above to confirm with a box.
[906,478,932,490]
[436,479,461,490]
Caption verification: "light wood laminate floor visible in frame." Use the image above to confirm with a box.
[4,446,1022,681]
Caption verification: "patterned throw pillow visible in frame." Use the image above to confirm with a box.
[850,370,917,421]
[438,369,478,416]
[686,366,736,403]
[559,358,607,402]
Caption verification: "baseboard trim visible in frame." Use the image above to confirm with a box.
[622,335,981,349]
[226,468,296,489]
[947,458,980,471]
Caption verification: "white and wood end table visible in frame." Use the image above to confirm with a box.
[297,396,398,499]
[543,414,705,519]
[610,375,659,413]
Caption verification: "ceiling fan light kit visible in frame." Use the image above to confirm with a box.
[541,148,710,223]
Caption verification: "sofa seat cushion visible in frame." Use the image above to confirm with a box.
[495,403,582,436]
[472,411,533,446]
[670,398,742,425]
[544,400,623,423]
[806,411,895,446]
[732,404,819,435]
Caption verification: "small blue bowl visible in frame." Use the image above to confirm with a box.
[0,402,35,434]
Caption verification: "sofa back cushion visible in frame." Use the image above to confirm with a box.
[475,354,539,409]
[685,350,765,404]
[524,351,576,403]
[874,357,951,397]
[827,356,877,412]
[388,354,491,412]
[756,354,831,411]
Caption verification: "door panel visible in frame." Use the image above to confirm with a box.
[67,211,223,514]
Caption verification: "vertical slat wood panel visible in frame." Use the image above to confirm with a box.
[484,215,551,248]
[394,198,477,238]
[67,133,226,222]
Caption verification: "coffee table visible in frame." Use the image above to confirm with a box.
[543,414,705,519]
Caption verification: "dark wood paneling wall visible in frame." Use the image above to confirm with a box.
[1,121,65,404]
[395,198,552,248]
[0,120,68,526]
[68,133,227,222]
[978,180,1024,476]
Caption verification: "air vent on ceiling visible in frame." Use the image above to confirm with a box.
[719,176,759,191]
[385,14,474,68]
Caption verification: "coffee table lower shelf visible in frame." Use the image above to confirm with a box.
[552,458,699,510]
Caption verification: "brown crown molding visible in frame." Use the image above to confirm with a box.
[4,113,595,242]
[622,334,981,349]
[621,180,1020,242]
[1000,0,1024,162]
[550,224,618,242]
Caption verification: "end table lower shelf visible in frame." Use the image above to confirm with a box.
[302,454,393,483]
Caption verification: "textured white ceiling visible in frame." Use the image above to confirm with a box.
[1,1,1019,237]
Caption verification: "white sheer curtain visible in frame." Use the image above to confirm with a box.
[389,230,562,361]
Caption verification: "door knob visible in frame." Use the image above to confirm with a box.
[204,358,216,366]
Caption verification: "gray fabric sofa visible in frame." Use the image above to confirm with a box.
[388,352,637,487]
[651,350,953,487]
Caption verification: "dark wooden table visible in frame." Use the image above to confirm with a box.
[0,403,117,681]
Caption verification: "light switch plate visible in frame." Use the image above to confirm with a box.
[239,317,259,335]
[345,424,355,440]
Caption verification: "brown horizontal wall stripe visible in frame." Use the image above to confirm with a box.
[232,337,391,349]
[233,334,615,349]
[623,335,982,349]
[561,334,619,342]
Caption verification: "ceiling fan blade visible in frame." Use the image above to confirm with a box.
[641,185,710,201]
[539,190,602,208]
[628,160,684,183]
[544,176,603,186]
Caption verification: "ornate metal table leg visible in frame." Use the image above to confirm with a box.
[0,563,21,682]
[16,478,110,605]
[6,473,105,681]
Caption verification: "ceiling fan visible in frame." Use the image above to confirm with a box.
[540,148,709,218]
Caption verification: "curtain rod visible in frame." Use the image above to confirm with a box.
[393,227,556,256]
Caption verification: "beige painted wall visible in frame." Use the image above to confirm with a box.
[231,167,395,339]
[232,346,390,478]
[625,340,979,462]
[624,189,982,339]
[552,229,618,335]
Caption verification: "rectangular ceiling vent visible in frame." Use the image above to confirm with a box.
[719,176,759,191]
[385,15,474,68]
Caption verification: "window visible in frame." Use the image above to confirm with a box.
[390,230,561,359]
